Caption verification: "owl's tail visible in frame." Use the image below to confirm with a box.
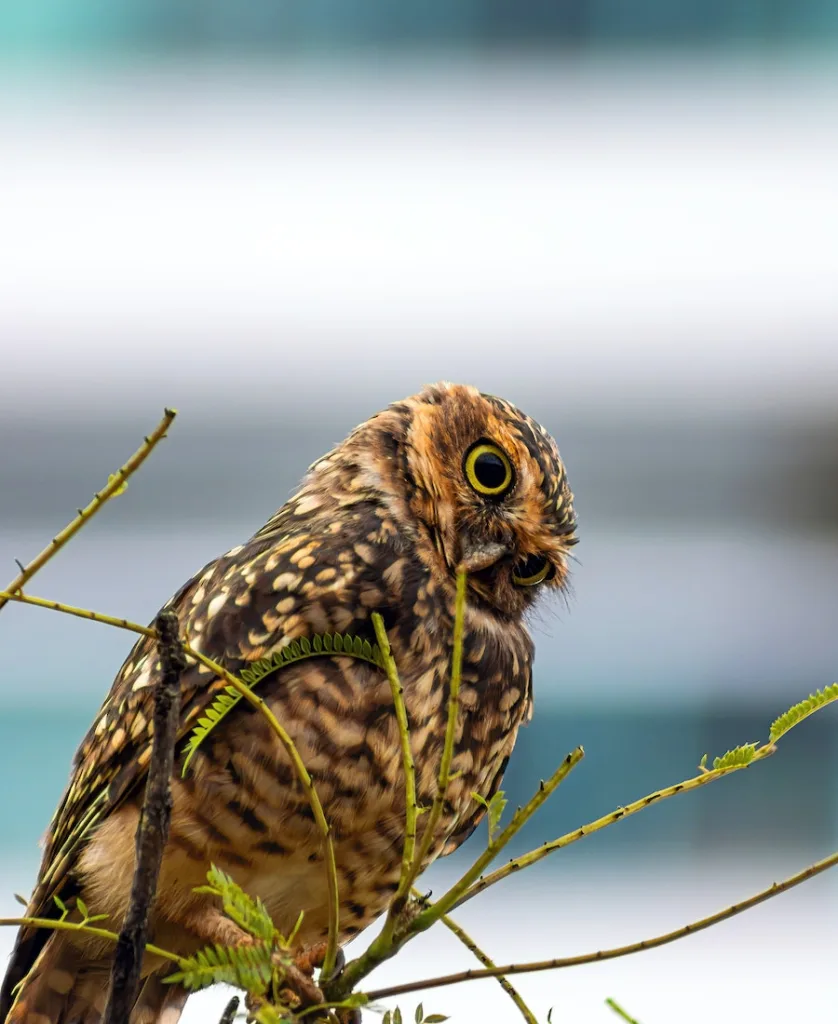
[4,933,188,1024]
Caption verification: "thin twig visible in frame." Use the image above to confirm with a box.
[411,570,467,875]
[0,408,176,615]
[605,998,641,1024]
[433,904,538,1024]
[365,846,838,1001]
[0,591,156,636]
[0,918,182,965]
[331,573,469,996]
[103,610,185,1024]
[454,752,773,910]
[0,586,341,984]
[414,747,585,927]
[333,748,583,998]
[371,613,417,913]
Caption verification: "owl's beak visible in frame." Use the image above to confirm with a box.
[457,539,510,574]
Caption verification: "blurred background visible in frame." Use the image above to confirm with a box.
[1,3,837,1022]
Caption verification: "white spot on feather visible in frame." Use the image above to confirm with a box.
[206,592,228,619]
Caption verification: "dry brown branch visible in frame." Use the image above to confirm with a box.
[102,610,185,1023]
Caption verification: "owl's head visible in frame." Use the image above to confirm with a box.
[371,382,577,617]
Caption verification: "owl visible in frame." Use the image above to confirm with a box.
[1,382,577,1023]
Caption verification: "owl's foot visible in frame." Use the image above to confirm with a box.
[295,940,346,984]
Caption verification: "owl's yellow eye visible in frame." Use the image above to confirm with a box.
[464,442,514,497]
[512,554,553,587]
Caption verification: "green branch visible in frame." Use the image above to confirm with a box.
[371,611,418,938]
[0,917,183,966]
[412,570,468,874]
[605,998,641,1024]
[434,906,538,1024]
[332,746,584,997]
[365,845,838,1001]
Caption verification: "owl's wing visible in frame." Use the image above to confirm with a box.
[1,519,367,1015]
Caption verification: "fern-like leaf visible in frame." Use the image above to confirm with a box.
[712,743,758,771]
[769,683,838,744]
[165,941,273,993]
[193,865,277,943]
[181,632,385,774]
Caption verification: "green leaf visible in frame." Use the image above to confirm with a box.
[164,940,273,994]
[383,1013,392,1024]
[393,1009,403,1024]
[423,1016,449,1023]
[196,865,277,944]
[472,790,507,843]
[180,632,387,775]
[415,1004,424,1023]
[712,743,758,771]
[769,683,838,744]
[76,897,89,921]
[13,893,27,907]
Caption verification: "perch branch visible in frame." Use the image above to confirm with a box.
[366,845,838,1000]
[434,907,538,1024]
[103,609,185,1024]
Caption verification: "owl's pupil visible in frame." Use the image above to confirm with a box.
[473,452,507,490]
[516,554,547,577]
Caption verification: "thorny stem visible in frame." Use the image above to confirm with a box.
[0,408,176,615]
[414,747,585,927]
[0,918,183,966]
[412,570,468,874]
[454,749,776,910]
[433,905,538,1024]
[365,846,838,1001]
[331,572,469,996]
[103,610,185,1024]
[370,612,417,936]
[332,746,584,998]
[0,587,341,983]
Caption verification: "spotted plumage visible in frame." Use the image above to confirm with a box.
[1,382,577,1023]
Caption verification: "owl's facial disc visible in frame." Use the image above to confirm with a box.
[400,382,577,617]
